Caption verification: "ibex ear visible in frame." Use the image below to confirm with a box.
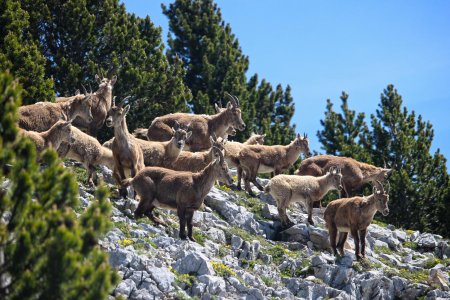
[75,89,80,95]
[123,105,131,115]
[95,74,101,84]
[111,75,117,85]
[173,121,180,130]
[226,101,232,109]
[210,136,215,144]
[186,131,192,140]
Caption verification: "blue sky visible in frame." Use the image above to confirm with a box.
[122,0,450,165]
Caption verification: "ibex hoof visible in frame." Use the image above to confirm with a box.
[188,236,197,242]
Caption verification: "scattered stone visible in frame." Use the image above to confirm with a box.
[197,275,226,295]
[173,252,215,276]
[417,233,438,249]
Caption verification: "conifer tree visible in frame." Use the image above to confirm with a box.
[0,72,118,299]
[0,0,54,104]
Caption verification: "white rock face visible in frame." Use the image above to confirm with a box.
[72,166,450,300]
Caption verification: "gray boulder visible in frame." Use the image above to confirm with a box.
[109,248,135,268]
[114,278,136,298]
[198,275,226,295]
[173,252,215,276]
[416,233,438,249]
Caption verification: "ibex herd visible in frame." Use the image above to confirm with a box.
[17,74,393,261]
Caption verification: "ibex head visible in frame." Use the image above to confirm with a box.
[106,96,131,128]
[212,147,233,185]
[327,166,343,191]
[373,181,390,216]
[294,133,311,157]
[224,93,246,131]
[95,73,117,91]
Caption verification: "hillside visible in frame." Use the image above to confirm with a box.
[69,162,450,300]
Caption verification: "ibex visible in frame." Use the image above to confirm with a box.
[106,97,144,198]
[239,134,311,196]
[61,126,116,186]
[324,181,390,260]
[295,155,392,197]
[265,167,343,228]
[164,136,224,172]
[133,128,149,140]
[146,93,245,151]
[214,102,237,140]
[223,133,265,189]
[19,120,73,156]
[18,95,93,132]
[122,149,232,241]
[56,75,117,136]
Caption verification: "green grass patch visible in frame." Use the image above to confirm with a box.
[118,238,134,247]
[403,241,418,250]
[372,219,388,228]
[352,259,383,272]
[68,164,89,183]
[216,184,232,192]
[114,221,132,238]
[225,226,271,248]
[192,229,207,246]
[423,257,450,269]
[385,268,429,284]
[266,244,289,265]
[374,245,395,255]
[261,276,274,287]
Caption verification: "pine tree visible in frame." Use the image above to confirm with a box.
[0,0,54,104]
[163,0,296,144]
[317,92,371,161]
[0,72,118,299]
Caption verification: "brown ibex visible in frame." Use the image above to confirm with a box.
[146,93,245,151]
[106,97,144,198]
[61,126,116,186]
[223,133,265,189]
[265,167,343,227]
[19,120,73,156]
[239,134,311,196]
[122,149,232,241]
[56,75,116,136]
[164,136,225,172]
[295,155,392,197]
[18,95,93,132]
[324,181,390,260]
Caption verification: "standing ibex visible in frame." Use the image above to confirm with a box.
[18,95,93,132]
[61,126,116,186]
[122,149,232,241]
[146,93,246,151]
[56,75,117,136]
[106,97,144,198]
[324,181,390,260]
[239,134,311,196]
[223,133,265,189]
[295,155,392,197]
[19,120,73,156]
[265,167,343,227]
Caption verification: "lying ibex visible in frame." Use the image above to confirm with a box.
[265,167,343,227]
[106,97,144,198]
[19,120,73,156]
[239,134,311,196]
[133,128,149,140]
[56,75,117,136]
[147,93,245,151]
[61,126,115,186]
[223,133,265,188]
[324,181,390,259]
[18,95,93,132]
[295,155,392,197]
[164,136,224,172]
[122,149,232,241]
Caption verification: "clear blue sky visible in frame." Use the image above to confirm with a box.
[122,0,450,165]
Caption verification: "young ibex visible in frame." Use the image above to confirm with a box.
[265,167,343,228]
[239,134,311,196]
[61,126,116,186]
[55,75,117,136]
[19,120,73,156]
[295,155,392,197]
[106,97,144,198]
[223,133,266,189]
[18,95,93,132]
[324,181,390,260]
[146,93,246,151]
[122,149,232,241]
[164,136,224,172]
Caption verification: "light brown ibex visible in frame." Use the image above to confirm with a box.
[164,136,224,172]
[295,155,392,197]
[106,97,144,198]
[324,181,390,260]
[146,93,245,151]
[239,134,311,196]
[61,126,116,186]
[265,167,343,227]
[19,120,73,156]
[223,133,265,189]
[18,95,93,132]
[122,149,232,241]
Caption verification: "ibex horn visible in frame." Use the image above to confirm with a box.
[112,96,117,107]
[88,83,93,94]
[232,95,240,107]
[385,180,391,194]
[120,95,132,107]
[81,84,88,95]
[375,180,385,194]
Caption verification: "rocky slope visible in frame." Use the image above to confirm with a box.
[75,164,450,300]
